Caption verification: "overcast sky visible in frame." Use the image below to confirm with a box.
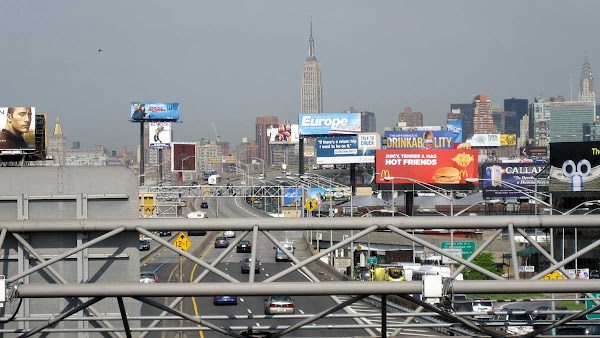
[1,1,599,150]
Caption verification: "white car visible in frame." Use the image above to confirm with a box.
[224,230,235,238]
[187,211,207,219]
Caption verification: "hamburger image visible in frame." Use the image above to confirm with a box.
[432,167,462,184]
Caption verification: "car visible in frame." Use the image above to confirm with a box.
[214,295,238,305]
[258,173,265,180]
[590,270,600,279]
[215,236,229,248]
[241,257,261,274]
[187,211,207,218]
[275,242,294,262]
[200,202,209,209]
[471,298,494,319]
[139,239,150,251]
[158,231,171,237]
[554,326,591,335]
[532,306,568,331]
[140,272,157,283]
[452,294,473,313]
[496,308,534,335]
[236,240,252,253]
[264,296,294,315]
[224,230,235,238]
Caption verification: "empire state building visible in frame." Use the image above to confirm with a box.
[301,22,323,114]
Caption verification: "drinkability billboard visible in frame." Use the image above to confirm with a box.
[148,122,172,148]
[385,131,454,150]
[375,149,478,185]
[171,142,196,172]
[267,124,299,144]
[316,136,375,164]
[446,120,463,143]
[298,113,361,135]
[550,141,600,192]
[131,102,179,121]
[482,162,549,197]
[0,107,36,151]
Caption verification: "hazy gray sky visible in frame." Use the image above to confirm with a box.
[1,1,599,150]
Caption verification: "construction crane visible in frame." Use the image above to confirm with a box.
[212,122,220,143]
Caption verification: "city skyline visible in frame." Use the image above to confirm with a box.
[1,1,599,150]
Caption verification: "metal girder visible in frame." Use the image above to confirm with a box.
[116,297,132,338]
[507,223,520,280]
[249,225,259,282]
[522,302,600,338]
[531,236,600,280]
[149,185,297,198]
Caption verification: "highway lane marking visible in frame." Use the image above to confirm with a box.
[188,235,218,338]
[265,273,269,277]
[299,310,305,314]
[256,322,260,326]
[247,309,253,314]
[240,298,244,302]
[234,197,261,217]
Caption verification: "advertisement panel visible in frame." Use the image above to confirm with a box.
[298,113,361,135]
[446,120,463,143]
[171,142,196,172]
[482,162,549,197]
[316,136,375,164]
[400,126,442,131]
[267,124,299,144]
[358,133,381,152]
[550,141,600,192]
[130,102,179,121]
[0,107,36,151]
[468,134,500,147]
[148,122,172,148]
[375,149,478,184]
[385,131,454,150]
[283,188,301,205]
[500,134,517,146]
[523,146,548,158]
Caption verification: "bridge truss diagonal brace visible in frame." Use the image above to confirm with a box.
[138,231,250,338]
[531,236,600,280]
[521,302,600,338]
[134,296,243,338]
[136,227,239,283]
[116,297,132,338]
[451,228,503,279]
[249,225,259,283]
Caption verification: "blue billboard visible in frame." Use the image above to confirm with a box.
[298,113,361,135]
[446,120,463,143]
[482,162,548,198]
[385,131,454,149]
[316,136,375,164]
[283,188,301,205]
[131,102,180,121]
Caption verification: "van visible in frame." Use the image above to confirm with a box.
[187,211,207,236]
[275,242,294,262]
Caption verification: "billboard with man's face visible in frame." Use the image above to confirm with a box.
[171,142,196,172]
[131,102,179,121]
[148,122,172,148]
[0,107,36,151]
[550,141,600,192]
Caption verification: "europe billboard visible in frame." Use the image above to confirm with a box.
[131,102,179,121]
[267,124,299,144]
[446,120,463,143]
[375,149,478,185]
[385,131,454,150]
[148,122,172,149]
[550,141,600,192]
[316,136,376,164]
[0,107,36,151]
[171,142,196,172]
[482,162,549,197]
[298,113,361,135]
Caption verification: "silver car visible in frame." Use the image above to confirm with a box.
[140,272,157,283]
[264,296,294,315]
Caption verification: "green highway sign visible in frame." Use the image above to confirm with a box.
[367,257,377,265]
[587,293,600,319]
[441,241,476,258]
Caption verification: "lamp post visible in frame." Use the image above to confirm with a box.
[251,157,265,178]
[383,177,396,217]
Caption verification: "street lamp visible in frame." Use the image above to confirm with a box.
[251,157,265,178]
[383,177,397,217]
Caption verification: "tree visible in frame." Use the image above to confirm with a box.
[462,252,503,280]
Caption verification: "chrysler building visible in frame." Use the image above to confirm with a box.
[579,52,596,103]
[301,21,323,114]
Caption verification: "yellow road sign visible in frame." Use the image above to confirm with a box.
[250,197,255,202]
[210,157,221,163]
[305,199,317,212]
[224,156,236,163]
[542,270,564,280]
[173,232,192,252]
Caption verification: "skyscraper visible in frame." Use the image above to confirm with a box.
[473,95,494,134]
[398,107,423,127]
[579,52,596,103]
[255,116,278,165]
[47,117,66,165]
[301,21,322,114]
[450,104,474,141]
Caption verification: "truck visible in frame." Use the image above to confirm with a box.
[370,266,406,282]
[208,174,222,185]
[203,170,217,181]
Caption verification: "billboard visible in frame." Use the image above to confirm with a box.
[523,146,548,158]
[298,113,361,135]
[385,131,454,150]
[550,141,600,192]
[375,149,478,185]
[400,126,442,131]
[0,107,36,151]
[148,122,172,148]
[267,124,299,144]
[500,134,517,146]
[482,162,549,197]
[446,120,463,143]
[171,142,196,172]
[358,133,381,152]
[316,136,375,164]
[283,188,301,205]
[130,102,179,121]
[468,134,500,147]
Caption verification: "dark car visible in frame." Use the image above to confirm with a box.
[237,240,252,253]
[241,257,261,274]
[590,270,600,279]
[158,231,171,237]
[200,202,209,209]
[554,326,590,335]
[215,236,229,248]
[214,295,238,305]
[139,239,150,251]
[453,294,473,313]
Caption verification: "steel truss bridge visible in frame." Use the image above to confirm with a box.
[0,215,599,337]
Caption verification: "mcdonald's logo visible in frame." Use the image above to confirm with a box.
[459,169,469,178]
[380,170,391,179]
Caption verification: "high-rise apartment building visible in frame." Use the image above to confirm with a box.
[301,22,322,114]
[473,95,495,134]
[579,52,596,103]
[256,117,278,165]
[398,107,423,127]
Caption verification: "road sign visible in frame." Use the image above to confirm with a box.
[519,266,535,273]
[441,248,463,264]
[224,156,236,163]
[210,157,220,163]
[541,270,564,280]
[587,293,600,319]
[305,199,317,212]
[356,245,362,252]
[367,257,377,265]
[250,197,255,202]
[317,232,322,240]
[173,232,192,252]
[441,241,476,257]
[342,235,349,240]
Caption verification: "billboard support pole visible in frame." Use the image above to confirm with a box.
[299,137,305,176]
[139,121,144,186]
[350,163,356,195]
[158,148,162,186]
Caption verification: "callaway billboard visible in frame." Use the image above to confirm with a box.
[375,149,478,185]
[171,142,196,172]
[131,102,179,121]
[298,113,361,135]
[0,107,36,151]
[482,162,549,197]
[148,122,172,148]
[316,135,377,164]
[550,141,600,192]
[385,131,454,150]
[267,124,299,144]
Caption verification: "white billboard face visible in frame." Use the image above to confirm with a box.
[0,107,36,151]
[148,122,172,148]
[267,124,299,144]
[469,134,501,147]
[400,126,442,131]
